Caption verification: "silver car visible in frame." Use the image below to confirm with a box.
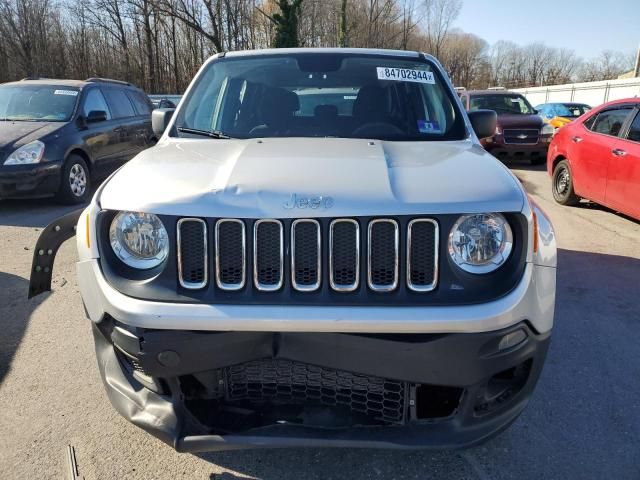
[30,48,556,452]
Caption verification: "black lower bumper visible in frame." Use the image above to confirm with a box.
[0,161,62,199]
[92,317,550,451]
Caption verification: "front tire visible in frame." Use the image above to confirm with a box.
[56,155,91,204]
[552,160,579,206]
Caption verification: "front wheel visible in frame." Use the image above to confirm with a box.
[552,160,579,206]
[56,155,91,204]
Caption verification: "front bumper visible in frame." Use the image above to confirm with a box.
[77,259,556,334]
[94,316,550,451]
[0,161,62,198]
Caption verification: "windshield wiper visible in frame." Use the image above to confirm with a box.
[177,126,231,139]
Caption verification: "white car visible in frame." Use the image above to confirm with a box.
[29,48,556,451]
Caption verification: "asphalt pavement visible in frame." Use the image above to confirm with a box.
[0,161,639,479]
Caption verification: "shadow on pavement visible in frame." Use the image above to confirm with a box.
[0,272,47,385]
[192,248,640,480]
[0,197,87,229]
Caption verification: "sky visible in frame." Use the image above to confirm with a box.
[455,0,639,59]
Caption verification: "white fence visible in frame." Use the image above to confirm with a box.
[514,77,640,107]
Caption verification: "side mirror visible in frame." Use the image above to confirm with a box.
[152,108,175,137]
[468,109,497,139]
[86,110,107,123]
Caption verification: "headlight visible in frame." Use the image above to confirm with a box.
[448,213,513,274]
[109,212,169,269]
[541,124,554,136]
[3,140,45,165]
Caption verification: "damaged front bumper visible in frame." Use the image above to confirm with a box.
[94,315,550,452]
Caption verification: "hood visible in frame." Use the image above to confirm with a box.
[0,121,65,152]
[496,114,544,129]
[99,138,525,217]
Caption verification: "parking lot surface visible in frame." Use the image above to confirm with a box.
[1,162,639,479]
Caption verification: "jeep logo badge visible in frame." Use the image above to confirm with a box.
[284,193,334,209]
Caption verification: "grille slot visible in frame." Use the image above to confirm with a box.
[177,218,208,289]
[368,219,399,291]
[407,219,438,292]
[291,219,321,291]
[215,219,246,290]
[253,220,284,291]
[329,219,360,292]
[225,359,406,424]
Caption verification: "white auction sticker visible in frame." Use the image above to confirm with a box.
[54,89,78,96]
[376,67,435,84]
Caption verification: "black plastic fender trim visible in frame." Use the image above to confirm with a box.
[28,208,83,298]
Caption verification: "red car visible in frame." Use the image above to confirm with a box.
[547,98,640,220]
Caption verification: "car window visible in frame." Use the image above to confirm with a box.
[82,88,111,120]
[175,53,466,141]
[127,91,152,116]
[103,88,136,118]
[626,111,640,143]
[469,94,535,115]
[589,108,632,137]
[0,85,79,122]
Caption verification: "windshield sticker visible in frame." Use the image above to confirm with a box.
[418,120,441,134]
[377,67,435,84]
[54,89,78,96]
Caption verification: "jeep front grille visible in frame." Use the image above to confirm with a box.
[176,217,438,294]
[291,219,321,291]
[368,219,399,291]
[407,219,438,292]
[329,219,360,291]
[225,359,407,424]
[177,218,207,289]
[215,219,246,290]
[254,220,284,291]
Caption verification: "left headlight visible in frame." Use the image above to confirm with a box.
[541,124,555,136]
[448,213,513,274]
[3,140,45,165]
[109,211,169,269]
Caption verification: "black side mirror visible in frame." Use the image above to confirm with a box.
[86,110,107,123]
[152,108,175,137]
[468,109,497,139]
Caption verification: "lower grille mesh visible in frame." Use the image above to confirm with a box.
[225,359,406,424]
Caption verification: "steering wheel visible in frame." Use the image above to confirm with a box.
[352,122,404,137]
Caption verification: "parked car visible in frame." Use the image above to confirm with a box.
[148,94,182,109]
[460,89,554,164]
[0,77,155,203]
[535,102,591,130]
[30,48,556,452]
[547,98,640,220]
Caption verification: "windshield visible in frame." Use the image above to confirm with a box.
[0,85,79,121]
[173,53,465,141]
[469,94,535,115]
[556,103,591,118]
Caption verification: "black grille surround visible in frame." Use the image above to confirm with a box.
[97,212,529,306]
[503,129,540,145]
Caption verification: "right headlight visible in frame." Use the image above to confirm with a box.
[448,213,513,274]
[109,211,169,269]
[4,140,45,165]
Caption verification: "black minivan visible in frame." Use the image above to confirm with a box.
[0,78,155,203]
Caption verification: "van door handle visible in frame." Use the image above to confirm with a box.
[611,148,627,157]
[571,136,582,143]
[113,127,124,133]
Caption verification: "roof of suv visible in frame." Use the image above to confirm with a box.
[465,90,521,96]
[1,77,137,89]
